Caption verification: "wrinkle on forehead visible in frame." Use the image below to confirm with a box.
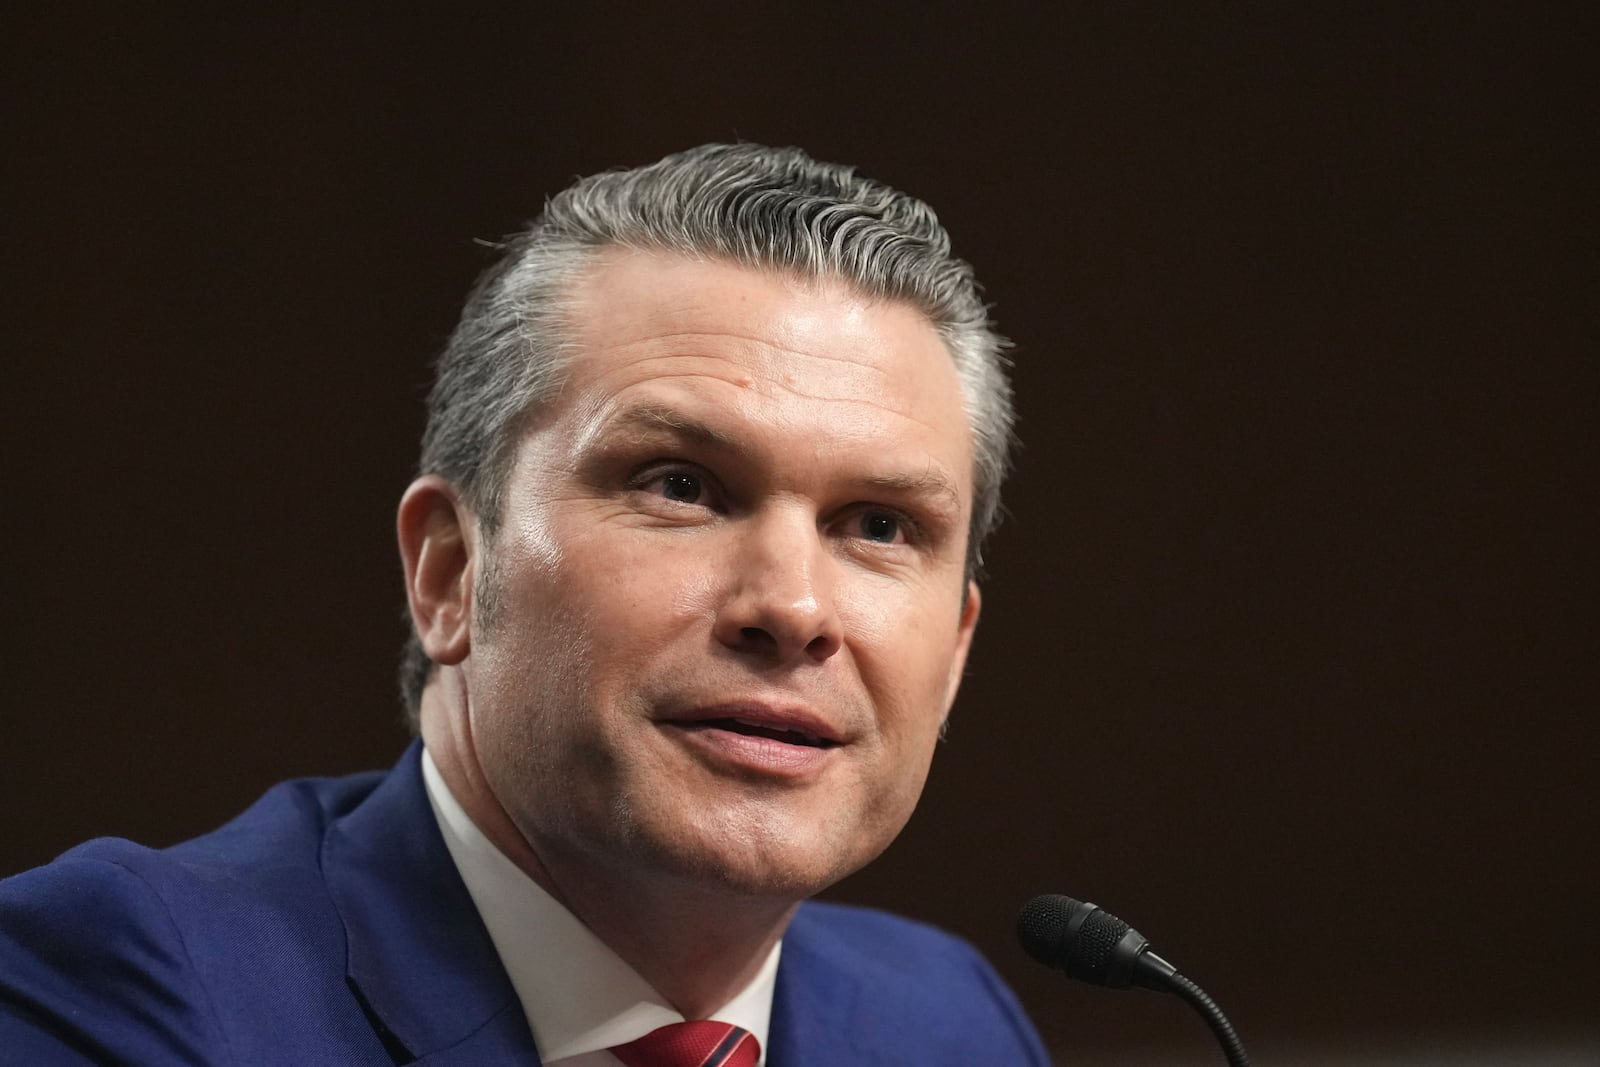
[584,349,907,412]
[550,248,974,479]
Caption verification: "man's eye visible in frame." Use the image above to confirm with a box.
[658,471,703,504]
[858,511,906,544]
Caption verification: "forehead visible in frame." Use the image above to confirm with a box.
[552,249,972,452]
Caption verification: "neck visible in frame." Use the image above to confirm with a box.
[420,683,797,1018]
[533,849,797,1018]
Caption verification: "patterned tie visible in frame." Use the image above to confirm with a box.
[610,1020,760,1067]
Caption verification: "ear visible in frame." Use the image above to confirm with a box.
[397,475,477,668]
[942,580,983,714]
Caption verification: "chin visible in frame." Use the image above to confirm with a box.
[660,848,859,903]
[623,800,899,902]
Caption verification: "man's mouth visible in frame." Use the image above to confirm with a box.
[689,717,838,749]
[658,704,845,776]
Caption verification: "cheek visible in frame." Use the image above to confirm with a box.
[854,724,942,861]
[668,568,722,618]
[583,533,724,629]
[544,538,719,690]
[473,545,606,717]
[842,580,966,709]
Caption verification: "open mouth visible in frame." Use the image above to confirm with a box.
[686,718,837,749]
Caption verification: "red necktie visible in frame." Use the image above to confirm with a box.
[610,1020,760,1067]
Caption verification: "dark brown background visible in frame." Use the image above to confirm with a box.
[5,4,1595,1062]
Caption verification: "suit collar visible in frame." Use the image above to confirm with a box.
[322,741,540,1063]
[768,903,863,1066]
[772,903,960,1066]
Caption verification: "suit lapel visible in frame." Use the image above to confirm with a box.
[321,742,541,1063]
[768,903,868,1067]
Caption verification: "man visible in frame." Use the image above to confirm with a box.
[1,144,1047,1064]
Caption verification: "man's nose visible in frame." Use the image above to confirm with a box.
[712,509,843,665]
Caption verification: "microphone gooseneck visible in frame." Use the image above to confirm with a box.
[1016,894,1251,1067]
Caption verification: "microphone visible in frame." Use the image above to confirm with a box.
[1016,894,1251,1067]
[1016,892,1176,990]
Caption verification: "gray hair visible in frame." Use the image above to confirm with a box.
[400,143,1015,722]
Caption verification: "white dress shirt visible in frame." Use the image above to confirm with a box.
[421,748,780,1066]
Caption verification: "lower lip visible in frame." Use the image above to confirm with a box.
[662,723,839,777]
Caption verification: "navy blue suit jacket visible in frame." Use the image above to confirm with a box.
[1,744,1049,1064]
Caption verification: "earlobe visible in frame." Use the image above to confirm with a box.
[944,581,983,712]
[397,476,476,667]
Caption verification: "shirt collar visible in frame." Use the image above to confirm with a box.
[420,747,780,1064]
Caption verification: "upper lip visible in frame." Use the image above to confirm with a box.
[656,700,847,747]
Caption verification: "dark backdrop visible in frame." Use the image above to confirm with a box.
[6,5,1595,1062]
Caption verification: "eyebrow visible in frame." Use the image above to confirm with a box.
[855,467,965,514]
[607,403,740,451]
[603,402,966,514]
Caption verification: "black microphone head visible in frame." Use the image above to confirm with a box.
[1017,894,1091,968]
[1017,893,1141,987]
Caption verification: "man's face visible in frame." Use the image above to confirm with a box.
[461,249,980,901]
